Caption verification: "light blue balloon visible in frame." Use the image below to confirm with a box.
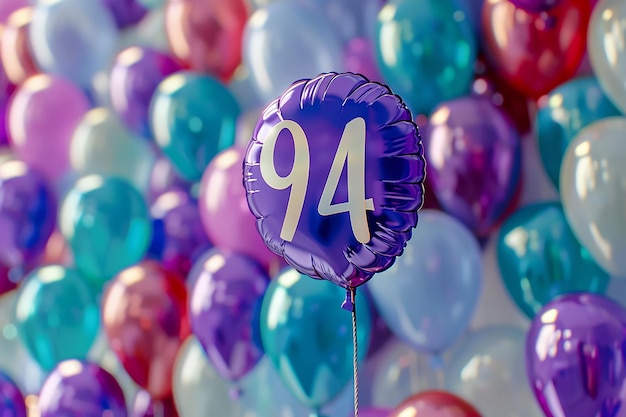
[150,72,240,182]
[14,265,100,372]
[368,209,482,354]
[259,268,372,413]
[376,0,477,116]
[243,1,345,102]
[29,0,118,87]
[59,175,152,284]
[536,76,621,190]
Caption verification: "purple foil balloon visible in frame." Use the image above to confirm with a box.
[38,360,128,417]
[189,249,269,381]
[147,188,212,278]
[424,96,521,238]
[0,371,26,417]
[110,47,182,138]
[244,72,426,290]
[131,390,178,417]
[0,160,56,268]
[101,0,148,28]
[344,38,383,83]
[526,293,626,417]
[509,0,562,12]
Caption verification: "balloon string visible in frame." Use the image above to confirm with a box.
[351,287,359,417]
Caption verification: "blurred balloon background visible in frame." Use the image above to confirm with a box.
[0,0,623,416]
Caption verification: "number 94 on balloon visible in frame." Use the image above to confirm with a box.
[244,73,426,290]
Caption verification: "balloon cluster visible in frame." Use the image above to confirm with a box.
[0,0,625,416]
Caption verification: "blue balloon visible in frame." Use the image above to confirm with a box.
[150,72,240,182]
[259,268,372,412]
[29,0,118,87]
[536,76,621,189]
[14,265,100,372]
[375,0,477,116]
[368,209,482,354]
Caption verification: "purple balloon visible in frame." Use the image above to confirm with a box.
[39,360,127,417]
[344,38,383,83]
[526,293,626,417]
[0,0,28,23]
[148,156,190,203]
[101,0,147,28]
[0,371,26,417]
[244,72,426,290]
[110,47,182,138]
[147,188,212,278]
[423,96,521,238]
[0,60,15,146]
[0,160,56,268]
[189,249,269,381]
[131,390,178,417]
[509,0,562,12]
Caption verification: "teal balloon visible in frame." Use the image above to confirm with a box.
[375,0,477,116]
[60,175,152,283]
[137,0,164,9]
[150,72,240,182]
[14,265,100,371]
[260,268,372,411]
[497,202,610,319]
[536,76,621,190]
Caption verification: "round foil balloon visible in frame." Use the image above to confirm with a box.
[244,72,426,290]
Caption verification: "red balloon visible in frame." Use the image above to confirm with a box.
[102,260,190,400]
[482,0,591,99]
[165,0,249,82]
[389,391,483,417]
[1,7,38,85]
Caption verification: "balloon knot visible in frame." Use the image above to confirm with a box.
[229,386,243,401]
[341,288,354,312]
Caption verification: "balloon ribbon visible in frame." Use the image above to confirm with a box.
[342,287,359,417]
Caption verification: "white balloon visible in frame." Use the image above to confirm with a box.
[588,0,626,114]
[560,117,626,277]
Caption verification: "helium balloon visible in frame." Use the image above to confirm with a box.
[0,60,15,146]
[446,326,543,417]
[536,77,621,190]
[0,263,17,296]
[343,37,383,83]
[482,0,591,99]
[7,74,90,181]
[526,293,626,417]
[148,156,190,203]
[70,108,158,194]
[172,337,238,417]
[510,0,562,12]
[0,0,27,23]
[38,360,127,417]
[60,175,152,283]
[110,47,182,138]
[131,390,178,417]
[199,147,284,273]
[588,0,626,115]
[244,72,426,290]
[189,249,268,382]
[1,7,38,86]
[14,265,100,372]
[497,202,610,318]
[259,268,372,411]
[102,261,189,399]
[165,0,247,81]
[0,371,26,417]
[388,391,483,417]
[101,0,148,28]
[0,160,56,269]
[28,0,118,87]
[560,117,626,277]
[424,97,521,237]
[375,0,477,116]
[243,2,345,102]
[368,210,482,354]
[150,71,240,182]
[147,188,211,277]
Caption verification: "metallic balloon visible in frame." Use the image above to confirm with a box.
[0,371,26,417]
[102,261,190,400]
[14,265,100,372]
[526,293,626,417]
[148,156,190,203]
[1,7,39,86]
[38,360,127,417]
[388,391,483,417]
[131,390,178,417]
[189,249,268,381]
[446,326,543,417]
[497,202,610,318]
[510,0,562,12]
[244,72,426,289]
[424,96,521,238]
[560,117,626,277]
[0,57,15,146]
[588,0,626,115]
[101,0,148,28]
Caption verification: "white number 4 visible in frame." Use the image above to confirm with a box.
[259,117,375,245]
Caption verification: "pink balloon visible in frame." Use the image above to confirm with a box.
[0,0,28,23]
[198,146,284,274]
[7,74,90,181]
